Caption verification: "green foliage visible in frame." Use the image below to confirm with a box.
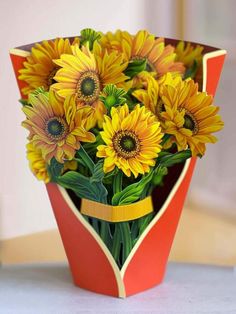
[157,149,192,168]
[124,58,147,79]
[47,158,64,181]
[100,84,127,112]
[57,170,108,203]
[48,147,108,204]
[151,166,168,186]
[184,60,198,79]
[103,167,119,185]
[90,160,104,184]
[80,28,101,50]
[112,171,154,205]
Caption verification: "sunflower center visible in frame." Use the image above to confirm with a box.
[121,136,136,151]
[81,77,95,96]
[47,67,59,88]
[113,130,140,158]
[77,71,100,104]
[45,117,68,140]
[183,111,199,134]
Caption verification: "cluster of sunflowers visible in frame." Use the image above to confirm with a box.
[19,29,224,267]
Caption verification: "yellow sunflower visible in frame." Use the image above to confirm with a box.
[97,104,163,178]
[22,89,95,163]
[132,72,185,120]
[175,41,204,87]
[19,37,79,96]
[160,79,224,156]
[52,43,128,127]
[99,30,185,77]
[26,142,50,183]
[175,41,203,68]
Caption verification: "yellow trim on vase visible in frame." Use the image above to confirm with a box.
[202,49,227,92]
[9,48,30,58]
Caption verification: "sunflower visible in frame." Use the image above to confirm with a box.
[160,79,224,156]
[99,30,185,77]
[52,43,128,127]
[19,38,79,96]
[26,142,50,183]
[175,41,203,68]
[132,72,184,120]
[97,104,163,178]
[22,89,95,163]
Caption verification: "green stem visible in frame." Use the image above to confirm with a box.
[161,134,171,146]
[131,220,139,245]
[100,221,111,250]
[119,222,132,265]
[140,181,150,199]
[113,170,132,266]
[76,146,95,174]
[137,213,154,238]
[112,170,123,194]
[111,224,121,266]
[111,170,123,266]
[91,218,100,234]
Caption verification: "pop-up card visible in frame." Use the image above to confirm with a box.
[10,29,226,297]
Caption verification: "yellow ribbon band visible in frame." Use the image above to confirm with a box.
[80,197,153,222]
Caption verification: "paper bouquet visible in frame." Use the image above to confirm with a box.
[10,29,226,297]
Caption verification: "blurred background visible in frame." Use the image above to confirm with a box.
[0,0,235,265]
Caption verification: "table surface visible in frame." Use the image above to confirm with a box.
[0,262,235,314]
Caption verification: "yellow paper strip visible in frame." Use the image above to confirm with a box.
[81,197,153,222]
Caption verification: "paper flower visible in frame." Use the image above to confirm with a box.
[132,72,182,120]
[99,30,185,77]
[160,79,224,156]
[26,142,50,183]
[175,41,203,68]
[97,104,163,177]
[52,44,128,127]
[22,89,95,163]
[19,38,79,96]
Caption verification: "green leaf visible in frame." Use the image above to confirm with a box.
[47,158,64,182]
[102,167,119,185]
[90,160,104,184]
[75,146,95,174]
[112,171,154,206]
[157,149,192,168]
[124,59,147,79]
[57,170,108,203]
[184,60,198,79]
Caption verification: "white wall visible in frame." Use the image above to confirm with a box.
[182,0,236,217]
